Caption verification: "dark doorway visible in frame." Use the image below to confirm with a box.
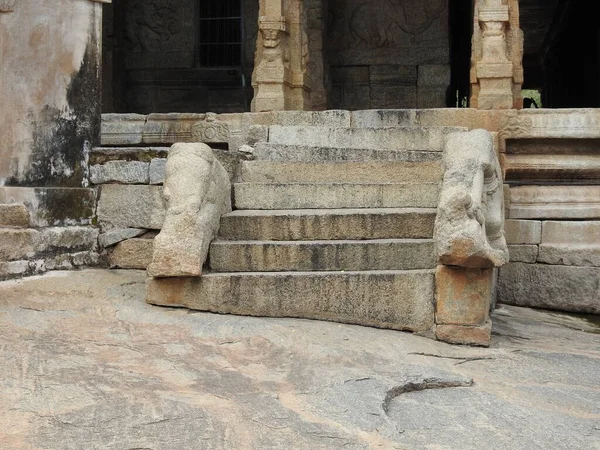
[102,0,258,113]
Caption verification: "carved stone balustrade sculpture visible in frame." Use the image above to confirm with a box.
[147,143,231,278]
[434,129,508,346]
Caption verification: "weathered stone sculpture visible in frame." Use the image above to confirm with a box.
[435,129,509,268]
[434,129,508,346]
[147,143,231,278]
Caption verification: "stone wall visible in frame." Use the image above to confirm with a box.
[0,0,108,280]
[324,0,450,109]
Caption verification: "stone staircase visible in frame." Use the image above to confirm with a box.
[147,125,468,334]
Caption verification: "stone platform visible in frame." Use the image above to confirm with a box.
[1,269,599,450]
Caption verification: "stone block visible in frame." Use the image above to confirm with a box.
[509,186,600,219]
[0,187,96,227]
[146,270,436,332]
[505,220,541,244]
[370,65,417,85]
[41,227,99,252]
[0,204,30,227]
[371,86,417,109]
[149,158,167,185]
[537,244,600,267]
[435,265,492,326]
[498,262,600,314]
[209,239,435,272]
[268,126,465,152]
[508,245,538,263]
[219,208,436,241]
[0,229,41,261]
[110,238,154,269]
[101,113,146,146]
[98,228,146,248]
[417,86,448,109]
[0,260,33,280]
[239,161,443,183]
[234,182,439,209]
[541,221,600,245]
[418,65,451,86]
[97,185,165,230]
[435,321,492,347]
[90,161,149,184]
[503,154,600,184]
[252,143,442,164]
[148,143,232,277]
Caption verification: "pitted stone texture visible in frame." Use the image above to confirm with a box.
[97,185,165,230]
[435,266,492,327]
[435,321,492,347]
[434,130,508,268]
[240,161,443,183]
[98,228,146,248]
[541,221,600,245]
[218,208,436,241]
[508,245,538,263]
[2,270,600,450]
[147,270,436,332]
[509,186,600,219]
[505,219,541,244]
[209,239,435,272]
[0,204,30,227]
[40,227,99,252]
[499,262,600,314]
[148,143,231,277]
[252,143,442,163]
[234,182,439,210]
[90,161,149,184]
[100,114,146,146]
[268,126,466,152]
[110,239,154,269]
[537,245,600,267]
[0,229,41,261]
[149,158,167,185]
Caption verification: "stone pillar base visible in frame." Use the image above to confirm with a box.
[435,265,494,346]
[435,321,492,347]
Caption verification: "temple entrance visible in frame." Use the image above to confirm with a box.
[102,0,258,113]
[322,0,470,109]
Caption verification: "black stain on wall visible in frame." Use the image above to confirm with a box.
[6,18,101,187]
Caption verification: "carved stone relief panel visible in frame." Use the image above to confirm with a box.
[123,0,195,69]
[325,0,450,109]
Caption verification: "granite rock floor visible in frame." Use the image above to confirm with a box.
[0,269,599,450]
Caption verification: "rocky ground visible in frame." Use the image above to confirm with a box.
[0,269,599,450]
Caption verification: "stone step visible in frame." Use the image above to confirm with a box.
[146,269,435,332]
[209,239,435,272]
[0,203,30,227]
[234,183,439,209]
[252,143,442,163]
[267,126,466,152]
[219,208,436,241]
[240,161,443,183]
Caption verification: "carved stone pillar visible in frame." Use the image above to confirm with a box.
[470,0,523,109]
[252,0,311,111]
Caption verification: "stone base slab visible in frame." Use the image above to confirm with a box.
[435,321,492,347]
[146,270,435,333]
[498,262,600,314]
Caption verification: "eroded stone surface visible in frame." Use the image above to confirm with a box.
[109,238,153,269]
[1,270,599,450]
[148,143,231,277]
[435,130,509,268]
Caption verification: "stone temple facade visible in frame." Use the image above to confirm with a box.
[1,0,599,346]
